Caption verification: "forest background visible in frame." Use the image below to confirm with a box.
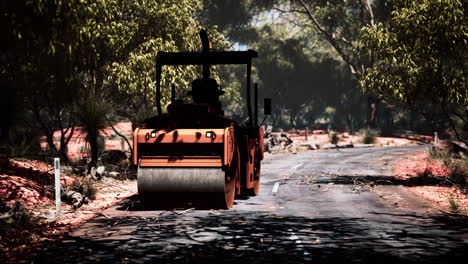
[1,0,466,163]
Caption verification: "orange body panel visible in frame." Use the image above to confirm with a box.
[139,156,222,167]
[223,127,234,166]
[137,129,225,144]
[134,127,235,168]
[133,128,140,165]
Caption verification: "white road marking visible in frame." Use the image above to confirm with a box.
[272,182,280,193]
[271,163,302,193]
[292,163,303,171]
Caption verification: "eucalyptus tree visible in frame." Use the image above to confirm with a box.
[264,0,390,128]
[74,0,228,165]
[3,0,229,164]
[1,0,85,160]
[201,0,390,127]
[361,0,467,143]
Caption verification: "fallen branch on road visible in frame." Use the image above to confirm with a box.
[97,212,111,219]
[434,209,468,223]
[171,208,194,215]
[268,176,294,183]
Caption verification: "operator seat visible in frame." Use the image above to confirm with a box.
[143,78,234,130]
[189,78,224,114]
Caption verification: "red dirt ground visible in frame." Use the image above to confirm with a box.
[39,122,133,160]
[46,124,430,160]
[288,132,420,146]
[0,159,75,207]
[393,150,467,215]
[0,158,136,263]
[2,125,445,262]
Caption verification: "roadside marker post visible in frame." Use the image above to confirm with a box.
[54,158,61,217]
[305,127,308,141]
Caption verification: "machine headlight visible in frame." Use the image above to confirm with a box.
[205,131,216,139]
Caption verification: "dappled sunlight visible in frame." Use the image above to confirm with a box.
[35,211,466,263]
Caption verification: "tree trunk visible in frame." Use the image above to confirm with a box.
[289,111,296,129]
[88,129,99,168]
[57,147,69,163]
[58,132,69,162]
[367,96,378,129]
[346,114,354,134]
[45,132,58,154]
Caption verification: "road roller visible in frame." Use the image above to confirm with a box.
[133,30,270,209]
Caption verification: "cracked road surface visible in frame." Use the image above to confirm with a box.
[35,146,467,263]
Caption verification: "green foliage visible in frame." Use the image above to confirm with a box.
[7,137,34,158]
[3,124,42,158]
[3,0,235,161]
[428,147,451,161]
[362,0,466,106]
[103,1,229,111]
[448,196,460,213]
[218,68,245,120]
[428,146,467,187]
[199,0,382,130]
[250,24,362,129]
[361,0,467,142]
[0,201,35,248]
[75,90,113,165]
[445,158,467,187]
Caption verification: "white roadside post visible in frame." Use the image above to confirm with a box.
[54,158,61,217]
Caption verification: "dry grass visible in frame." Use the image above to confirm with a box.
[360,129,378,144]
[0,200,37,252]
[394,147,467,215]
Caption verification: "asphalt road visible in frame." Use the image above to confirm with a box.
[34,146,467,263]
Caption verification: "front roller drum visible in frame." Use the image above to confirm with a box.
[138,167,236,209]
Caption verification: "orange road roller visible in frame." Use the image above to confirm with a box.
[133,30,271,209]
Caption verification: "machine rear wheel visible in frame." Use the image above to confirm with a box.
[222,146,240,208]
[245,160,261,196]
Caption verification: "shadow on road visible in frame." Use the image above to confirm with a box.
[115,195,247,211]
[34,210,466,264]
[309,174,458,187]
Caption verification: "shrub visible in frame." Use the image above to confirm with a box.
[428,147,451,160]
[116,160,136,180]
[329,133,339,145]
[448,196,459,213]
[415,167,433,179]
[361,129,378,144]
[408,167,443,186]
[446,159,468,187]
[7,135,41,158]
[71,177,97,200]
[0,201,35,248]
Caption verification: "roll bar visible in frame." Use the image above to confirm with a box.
[155,30,258,128]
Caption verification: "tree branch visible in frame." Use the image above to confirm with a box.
[295,0,361,76]
[443,104,468,146]
[360,0,375,27]
[105,118,133,153]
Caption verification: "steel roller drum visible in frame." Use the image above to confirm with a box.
[138,167,234,208]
